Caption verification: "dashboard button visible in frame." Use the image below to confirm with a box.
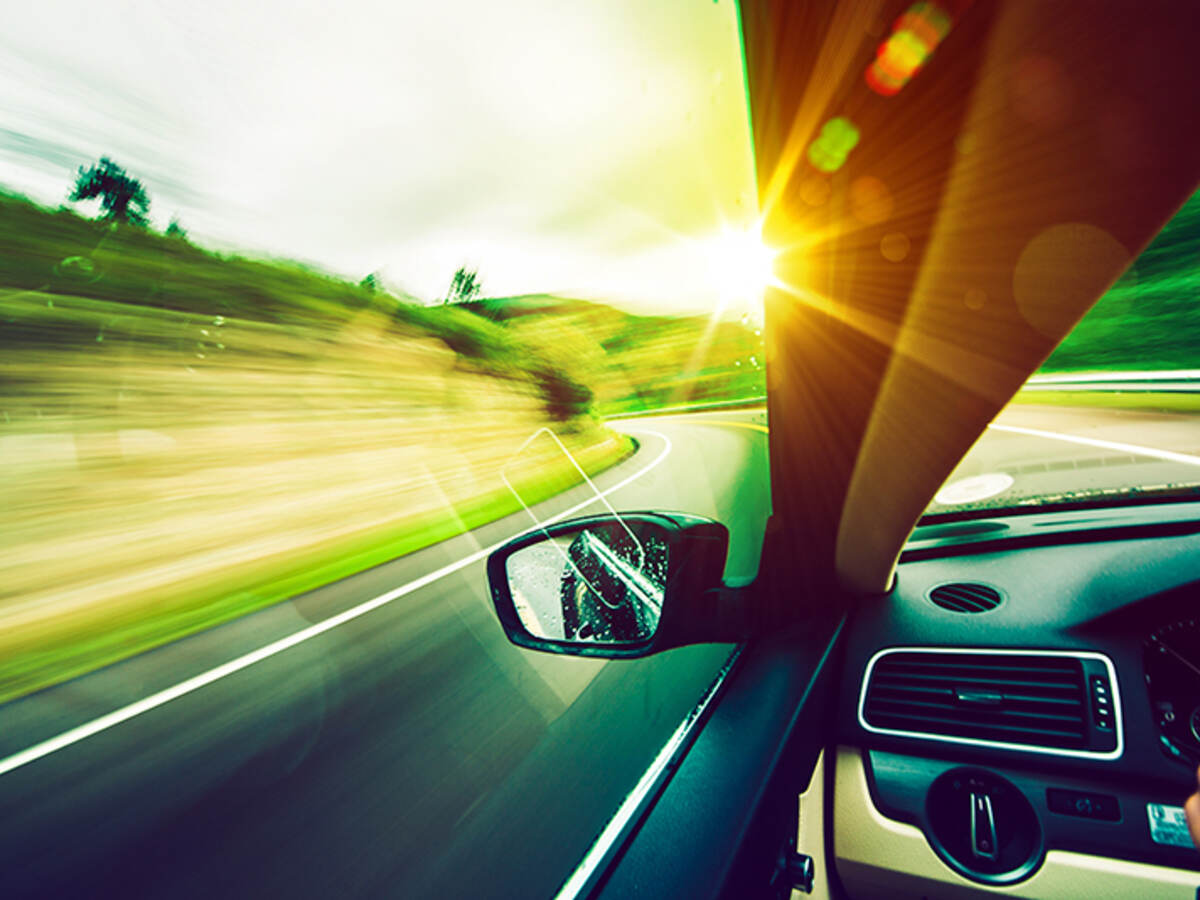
[1047,788,1120,821]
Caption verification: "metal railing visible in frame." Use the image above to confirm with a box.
[1023,370,1200,393]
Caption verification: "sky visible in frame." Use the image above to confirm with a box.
[0,0,760,313]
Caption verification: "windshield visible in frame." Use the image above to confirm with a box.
[926,188,1200,519]
[0,1,769,897]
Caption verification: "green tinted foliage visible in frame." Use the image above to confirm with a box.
[0,190,593,421]
[462,294,765,415]
[1043,191,1200,371]
[69,157,151,226]
[446,266,482,304]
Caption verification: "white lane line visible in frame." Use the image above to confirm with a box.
[0,428,674,779]
[685,419,769,435]
[987,423,1200,467]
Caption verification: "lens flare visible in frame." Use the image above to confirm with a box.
[866,2,952,97]
[806,117,861,173]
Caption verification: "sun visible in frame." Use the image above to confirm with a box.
[705,222,777,309]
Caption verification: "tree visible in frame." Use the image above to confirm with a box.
[165,218,188,239]
[70,157,151,226]
[359,272,381,292]
[445,266,482,304]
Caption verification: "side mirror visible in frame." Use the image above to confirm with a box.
[486,512,743,658]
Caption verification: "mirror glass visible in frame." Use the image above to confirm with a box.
[505,521,668,644]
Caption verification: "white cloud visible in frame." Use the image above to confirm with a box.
[0,0,757,311]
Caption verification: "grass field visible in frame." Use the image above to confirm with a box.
[0,190,629,702]
[1012,390,1200,415]
[1041,188,1200,373]
[0,426,631,705]
[0,287,634,701]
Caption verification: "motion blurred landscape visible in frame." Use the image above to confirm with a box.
[3,167,1197,702]
[1043,188,1200,372]
[0,185,763,701]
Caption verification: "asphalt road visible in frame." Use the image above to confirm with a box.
[0,408,771,900]
[2,400,1196,899]
[936,403,1200,509]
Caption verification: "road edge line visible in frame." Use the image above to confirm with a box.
[987,423,1200,467]
[0,428,674,778]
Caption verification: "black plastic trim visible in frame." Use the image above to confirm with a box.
[592,612,845,900]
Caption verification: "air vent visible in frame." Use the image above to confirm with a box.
[862,650,1093,751]
[929,582,1002,613]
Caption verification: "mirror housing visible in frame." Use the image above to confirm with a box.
[486,512,745,658]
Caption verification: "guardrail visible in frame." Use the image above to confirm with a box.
[1023,370,1200,393]
[606,371,1200,422]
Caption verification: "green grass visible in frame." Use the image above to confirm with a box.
[1041,189,1200,373]
[0,190,593,420]
[0,187,626,701]
[0,436,633,704]
[1012,390,1200,415]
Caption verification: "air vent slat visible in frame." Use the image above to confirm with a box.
[873,672,1079,693]
[929,583,1003,614]
[878,660,1076,676]
[870,688,1082,713]
[956,599,991,612]
[867,696,1084,726]
[863,650,1093,751]
[866,713,1083,743]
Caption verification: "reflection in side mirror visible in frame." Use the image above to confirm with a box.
[487,511,737,659]
[506,522,667,645]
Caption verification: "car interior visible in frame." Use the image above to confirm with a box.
[484,1,1200,897]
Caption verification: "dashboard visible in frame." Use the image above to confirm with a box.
[832,504,1200,894]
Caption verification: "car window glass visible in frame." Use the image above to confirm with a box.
[928,189,1200,518]
[0,1,768,896]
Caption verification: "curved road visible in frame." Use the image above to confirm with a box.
[1,399,1196,899]
[0,408,770,900]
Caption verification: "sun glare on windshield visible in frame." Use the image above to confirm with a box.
[706,222,777,311]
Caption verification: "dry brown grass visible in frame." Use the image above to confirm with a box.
[0,300,628,701]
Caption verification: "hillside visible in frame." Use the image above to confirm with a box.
[0,190,593,421]
[464,294,766,414]
[0,191,624,701]
[1043,188,1200,371]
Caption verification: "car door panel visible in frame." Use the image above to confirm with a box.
[592,613,846,900]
